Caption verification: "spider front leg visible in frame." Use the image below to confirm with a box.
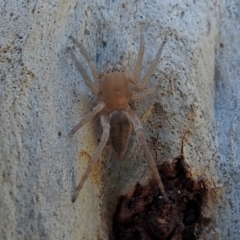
[69,36,102,79]
[129,113,169,201]
[137,38,166,91]
[67,47,99,95]
[72,114,110,203]
[132,31,145,84]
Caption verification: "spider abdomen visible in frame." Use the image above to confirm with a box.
[109,111,132,160]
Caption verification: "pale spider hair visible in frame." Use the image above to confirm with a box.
[67,32,168,202]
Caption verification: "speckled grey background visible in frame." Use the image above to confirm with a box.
[0,0,239,239]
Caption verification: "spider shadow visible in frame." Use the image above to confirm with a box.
[100,135,153,233]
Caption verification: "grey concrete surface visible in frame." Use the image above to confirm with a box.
[0,0,239,239]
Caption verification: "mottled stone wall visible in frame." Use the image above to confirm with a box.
[0,0,239,239]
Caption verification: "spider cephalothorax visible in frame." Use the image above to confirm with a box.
[67,33,168,202]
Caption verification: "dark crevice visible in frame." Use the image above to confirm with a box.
[112,155,210,240]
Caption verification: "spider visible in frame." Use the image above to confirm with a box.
[67,32,168,202]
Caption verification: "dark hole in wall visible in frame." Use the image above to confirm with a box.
[112,156,210,240]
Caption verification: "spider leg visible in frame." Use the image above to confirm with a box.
[133,31,145,84]
[68,102,105,136]
[72,115,110,203]
[67,47,99,95]
[129,113,169,201]
[131,84,157,101]
[137,39,166,91]
[69,36,102,79]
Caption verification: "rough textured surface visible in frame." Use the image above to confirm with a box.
[214,0,240,238]
[0,0,239,239]
[112,156,211,240]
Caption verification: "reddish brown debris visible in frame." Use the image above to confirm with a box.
[112,156,210,240]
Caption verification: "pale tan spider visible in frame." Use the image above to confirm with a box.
[67,33,168,202]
